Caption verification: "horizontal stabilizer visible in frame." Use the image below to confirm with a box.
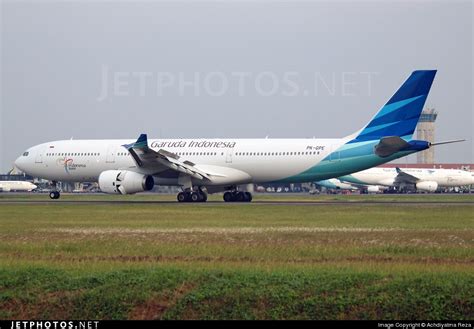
[374,136,409,157]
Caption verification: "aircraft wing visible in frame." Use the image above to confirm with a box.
[123,134,212,181]
[394,167,420,185]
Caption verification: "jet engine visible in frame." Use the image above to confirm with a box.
[367,186,381,193]
[98,170,154,194]
[415,181,438,193]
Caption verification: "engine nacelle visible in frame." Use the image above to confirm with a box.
[416,181,438,193]
[367,185,380,193]
[98,170,154,195]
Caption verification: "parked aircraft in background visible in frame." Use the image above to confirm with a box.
[0,181,37,192]
[314,178,358,191]
[339,167,474,193]
[14,70,462,202]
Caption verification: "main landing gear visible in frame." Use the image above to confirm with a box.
[177,190,208,203]
[223,191,252,202]
[49,181,60,199]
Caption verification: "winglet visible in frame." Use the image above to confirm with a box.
[122,134,148,167]
[123,134,149,151]
[133,134,148,150]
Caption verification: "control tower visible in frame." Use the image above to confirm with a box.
[416,108,438,164]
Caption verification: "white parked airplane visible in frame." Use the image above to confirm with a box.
[338,167,474,192]
[314,178,359,191]
[0,181,37,192]
[14,70,461,202]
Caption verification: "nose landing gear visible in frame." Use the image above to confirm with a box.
[49,191,60,199]
[49,181,61,199]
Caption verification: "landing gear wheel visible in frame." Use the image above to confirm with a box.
[223,191,253,203]
[190,192,200,202]
[177,192,187,203]
[223,191,233,202]
[49,191,60,199]
[236,192,245,202]
[244,192,252,202]
[199,191,208,202]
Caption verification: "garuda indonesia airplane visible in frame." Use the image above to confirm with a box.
[14,70,460,202]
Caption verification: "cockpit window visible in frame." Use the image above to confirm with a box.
[23,152,29,156]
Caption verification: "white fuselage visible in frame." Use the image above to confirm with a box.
[14,138,349,185]
[0,181,37,192]
[342,167,474,188]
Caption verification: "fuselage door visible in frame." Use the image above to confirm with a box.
[35,146,46,163]
[226,149,233,163]
[106,145,116,163]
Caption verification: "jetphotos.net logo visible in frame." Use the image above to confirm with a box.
[9,321,99,329]
[97,65,379,101]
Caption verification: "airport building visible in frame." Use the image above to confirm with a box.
[0,173,34,181]
[416,108,438,164]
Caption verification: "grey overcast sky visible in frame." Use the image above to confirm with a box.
[1,0,473,172]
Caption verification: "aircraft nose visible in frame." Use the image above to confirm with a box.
[14,155,25,172]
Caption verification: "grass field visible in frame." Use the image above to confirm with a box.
[0,193,473,319]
